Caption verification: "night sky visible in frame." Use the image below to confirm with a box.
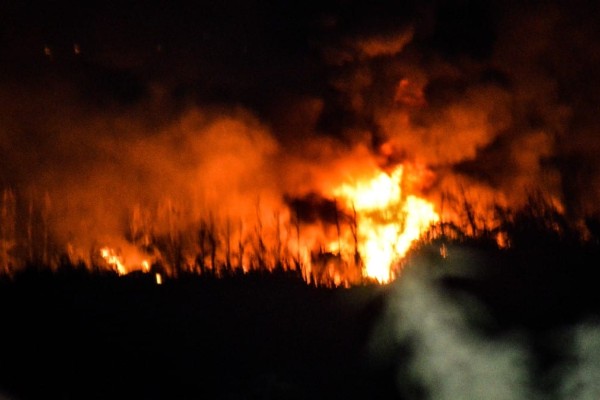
[1,0,600,250]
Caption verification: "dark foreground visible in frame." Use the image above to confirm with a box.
[0,270,391,400]
[2,240,600,400]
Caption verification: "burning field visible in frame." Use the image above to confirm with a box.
[1,0,600,398]
[1,0,600,284]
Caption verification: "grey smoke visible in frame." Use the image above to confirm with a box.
[553,321,600,400]
[369,245,600,399]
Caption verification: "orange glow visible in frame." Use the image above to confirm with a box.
[394,78,426,107]
[332,165,439,283]
[11,162,440,287]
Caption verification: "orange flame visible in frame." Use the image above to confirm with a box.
[100,247,127,275]
[99,246,150,276]
[332,165,438,283]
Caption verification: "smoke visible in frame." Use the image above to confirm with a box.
[368,246,533,399]
[0,76,284,264]
[368,245,600,399]
[313,0,600,219]
[554,321,600,400]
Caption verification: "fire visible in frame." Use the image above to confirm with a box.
[141,260,150,273]
[332,165,439,283]
[335,167,404,210]
[100,247,127,275]
[0,161,439,286]
[99,246,150,276]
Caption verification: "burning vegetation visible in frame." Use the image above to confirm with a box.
[0,161,597,287]
[1,0,600,288]
[0,159,442,286]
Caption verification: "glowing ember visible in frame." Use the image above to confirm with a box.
[332,166,439,283]
[155,273,163,285]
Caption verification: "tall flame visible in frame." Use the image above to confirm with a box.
[332,165,438,283]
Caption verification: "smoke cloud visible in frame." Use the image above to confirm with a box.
[554,321,600,400]
[368,245,600,399]
[1,0,600,265]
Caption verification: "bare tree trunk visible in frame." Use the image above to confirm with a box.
[208,213,218,275]
[27,195,34,264]
[197,220,207,274]
[440,192,446,238]
[334,199,341,256]
[350,203,360,269]
[460,187,478,237]
[274,211,282,270]
[294,206,301,270]
[254,200,266,270]
[225,217,231,270]
[237,219,244,271]
[128,204,143,245]
[1,189,17,274]
[42,192,51,267]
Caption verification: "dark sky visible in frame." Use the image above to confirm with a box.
[0,0,495,119]
[1,0,600,249]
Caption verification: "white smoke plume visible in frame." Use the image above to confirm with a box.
[369,245,600,399]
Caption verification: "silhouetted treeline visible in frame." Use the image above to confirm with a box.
[408,191,600,330]
[2,185,600,289]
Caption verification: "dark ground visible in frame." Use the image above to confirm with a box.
[1,236,599,400]
[0,269,392,400]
